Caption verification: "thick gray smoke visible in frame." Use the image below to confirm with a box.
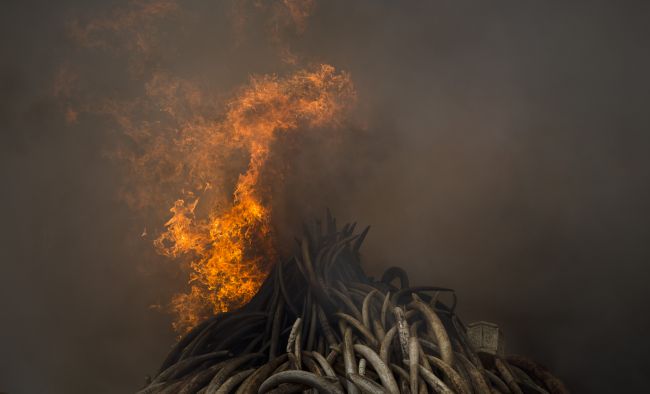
[1,1,649,393]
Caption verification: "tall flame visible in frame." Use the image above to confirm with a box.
[63,0,355,333]
[154,65,355,332]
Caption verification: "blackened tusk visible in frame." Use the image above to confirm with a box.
[235,354,289,394]
[157,316,217,375]
[317,305,338,347]
[506,355,570,394]
[258,370,344,394]
[154,351,230,384]
[269,301,284,360]
[204,353,264,394]
[277,260,300,316]
[353,225,370,253]
[214,369,255,394]
[381,267,410,290]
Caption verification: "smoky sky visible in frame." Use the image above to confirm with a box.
[1,1,650,393]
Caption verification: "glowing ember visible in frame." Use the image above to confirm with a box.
[153,65,355,332]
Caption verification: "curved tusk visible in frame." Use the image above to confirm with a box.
[409,294,453,366]
[417,365,454,394]
[348,373,389,394]
[258,370,344,394]
[353,344,400,394]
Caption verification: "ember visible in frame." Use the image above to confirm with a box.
[140,213,568,394]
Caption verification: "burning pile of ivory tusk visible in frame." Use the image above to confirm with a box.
[139,214,569,394]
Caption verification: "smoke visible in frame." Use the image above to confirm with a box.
[1,0,649,393]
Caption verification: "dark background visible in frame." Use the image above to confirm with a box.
[1,1,649,392]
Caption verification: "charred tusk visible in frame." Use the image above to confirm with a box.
[204,353,263,394]
[506,355,569,394]
[154,351,230,384]
[269,301,284,359]
[259,370,344,394]
[234,354,288,394]
[214,369,255,394]
[331,287,363,321]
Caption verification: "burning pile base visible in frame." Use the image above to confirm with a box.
[140,216,569,394]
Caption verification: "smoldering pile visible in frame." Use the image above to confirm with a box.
[139,214,569,394]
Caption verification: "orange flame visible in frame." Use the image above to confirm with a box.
[64,0,355,333]
[153,65,355,332]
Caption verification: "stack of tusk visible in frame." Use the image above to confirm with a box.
[139,212,569,394]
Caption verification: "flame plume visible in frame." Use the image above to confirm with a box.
[153,65,355,332]
[64,0,355,333]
